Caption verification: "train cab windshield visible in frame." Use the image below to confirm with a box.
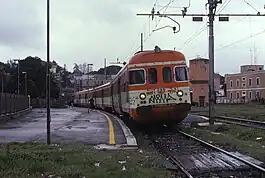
[148,68,157,84]
[129,69,145,85]
[175,67,188,81]
[163,67,172,83]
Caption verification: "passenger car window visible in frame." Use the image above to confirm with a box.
[129,69,145,85]
[148,68,157,84]
[163,67,172,82]
[175,67,188,81]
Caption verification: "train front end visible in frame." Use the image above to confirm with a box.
[128,47,191,125]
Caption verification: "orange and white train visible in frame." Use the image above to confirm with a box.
[74,46,191,125]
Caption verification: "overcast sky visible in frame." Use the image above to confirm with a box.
[0,0,264,75]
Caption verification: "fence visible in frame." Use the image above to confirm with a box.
[216,97,265,104]
[0,93,30,116]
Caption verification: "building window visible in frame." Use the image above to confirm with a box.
[256,77,260,85]
[242,77,246,81]
[249,91,252,100]
[148,68,157,84]
[242,91,246,96]
[162,67,172,83]
[236,92,240,99]
[242,83,246,87]
[175,67,188,81]
[236,79,240,87]
[256,91,260,99]
[230,92,233,99]
[230,80,233,87]
[129,69,146,85]
[248,78,252,86]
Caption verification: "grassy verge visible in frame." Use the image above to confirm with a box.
[0,143,174,178]
[191,104,265,121]
[180,124,265,162]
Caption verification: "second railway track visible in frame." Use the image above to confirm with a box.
[150,129,265,178]
[214,116,265,130]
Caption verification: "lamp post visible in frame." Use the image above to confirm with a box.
[22,72,27,96]
[14,59,20,95]
[46,0,51,144]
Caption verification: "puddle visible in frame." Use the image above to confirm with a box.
[66,126,87,130]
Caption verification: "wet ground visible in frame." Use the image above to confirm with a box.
[0,108,128,145]
[0,107,208,144]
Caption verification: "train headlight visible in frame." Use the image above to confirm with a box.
[139,93,146,100]
[177,90,183,97]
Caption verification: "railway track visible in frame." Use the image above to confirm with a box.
[150,129,265,178]
[214,116,265,130]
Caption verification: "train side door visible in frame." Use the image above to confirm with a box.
[118,77,122,113]
[101,89,104,108]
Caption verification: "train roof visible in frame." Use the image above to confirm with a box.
[74,89,89,94]
[129,47,185,65]
[93,81,111,90]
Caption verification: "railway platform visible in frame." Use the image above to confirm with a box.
[0,107,137,149]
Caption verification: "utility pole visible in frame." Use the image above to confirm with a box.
[46,0,51,145]
[137,1,264,125]
[140,33,143,51]
[208,0,219,125]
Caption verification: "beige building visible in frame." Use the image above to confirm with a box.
[225,64,264,103]
[189,58,209,107]
[189,57,224,106]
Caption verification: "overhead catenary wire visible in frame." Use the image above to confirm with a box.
[178,0,232,50]
[120,0,177,62]
[215,28,265,52]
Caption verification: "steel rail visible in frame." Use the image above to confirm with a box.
[197,114,265,130]
[169,156,194,178]
[178,130,265,174]
[215,116,265,130]
[215,116,265,125]
[152,138,194,178]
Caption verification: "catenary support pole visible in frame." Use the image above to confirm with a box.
[208,0,215,125]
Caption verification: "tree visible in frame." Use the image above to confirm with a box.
[2,56,61,98]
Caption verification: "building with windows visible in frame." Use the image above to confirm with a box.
[225,64,264,103]
[189,57,209,107]
[188,57,224,107]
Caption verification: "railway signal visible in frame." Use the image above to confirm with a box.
[137,0,265,125]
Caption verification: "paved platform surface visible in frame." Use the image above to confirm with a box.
[0,108,137,148]
[0,107,209,147]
